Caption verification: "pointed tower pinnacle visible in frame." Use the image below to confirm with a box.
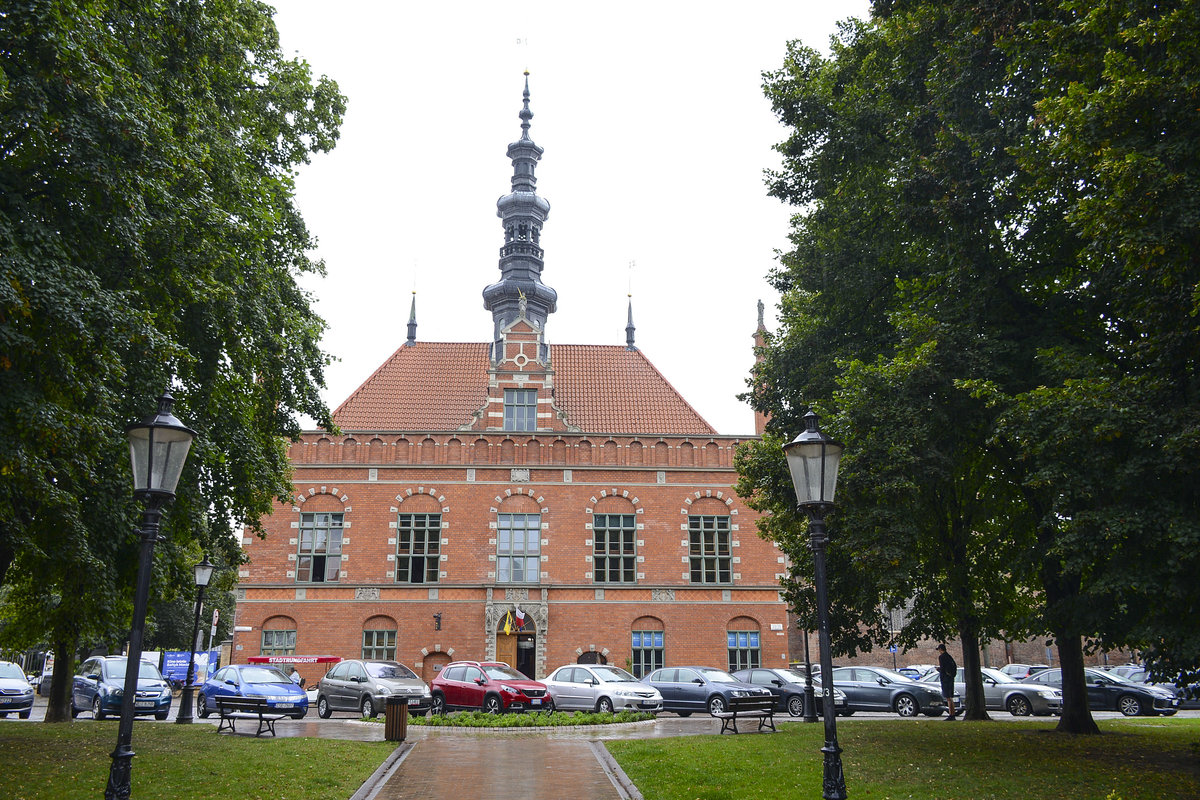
[404,290,418,347]
[482,72,556,358]
[625,294,637,350]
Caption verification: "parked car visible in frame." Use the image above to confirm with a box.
[197,664,309,719]
[641,666,773,716]
[1000,663,1050,680]
[542,664,663,713]
[316,659,431,718]
[1103,664,1144,680]
[430,661,551,714]
[0,661,35,719]
[828,666,949,717]
[732,667,848,717]
[920,666,1062,716]
[1126,668,1200,710]
[71,656,172,720]
[1024,667,1180,716]
[898,664,936,680]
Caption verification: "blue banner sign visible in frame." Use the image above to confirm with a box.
[162,650,220,686]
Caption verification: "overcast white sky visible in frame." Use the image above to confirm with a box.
[272,1,871,435]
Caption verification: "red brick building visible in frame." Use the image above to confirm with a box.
[229,77,788,684]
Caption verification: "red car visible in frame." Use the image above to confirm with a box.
[430,661,552,714]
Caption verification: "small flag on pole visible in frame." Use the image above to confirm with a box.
[503,611,513,635]
[514,605,526,630]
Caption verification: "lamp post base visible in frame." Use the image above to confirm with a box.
[821,741,848,800]
[106,744,134,800]
[175,686,195,724]
[803,684,819,723]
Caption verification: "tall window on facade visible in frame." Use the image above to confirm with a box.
[503,388,537,431]
[593,514,637,583]
[688,514,732,584]
[362,629,397,660]
[630,630,664,678]
[261,629,296,656]
[396,513,441,583]
[727,630,761,671]
[497,513,540,582]
[297,512,343,583]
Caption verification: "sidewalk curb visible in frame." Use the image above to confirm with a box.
[589,740,643,800]
[350,740,414,800]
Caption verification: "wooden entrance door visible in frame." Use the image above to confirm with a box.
[496,633,517,667]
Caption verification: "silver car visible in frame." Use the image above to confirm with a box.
[921,666,1062,716]
[542,664,663,713]
[316,659,432,718]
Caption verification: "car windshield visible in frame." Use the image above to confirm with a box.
[873,667,915,683]
[982,668,1018,683]
[592,666,639,682]
[366,662,417,679]
[0,663,25,680]
[241,666,292,684]
[483,664,525,680]
[698,668,739,683]
[108,661,162,680]
[779,669,809,683]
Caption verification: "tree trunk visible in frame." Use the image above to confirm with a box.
[959,627,990,720]
[1055,634,1100,734]
[43,642,74,723]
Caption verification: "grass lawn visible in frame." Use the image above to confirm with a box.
[606,717,1200,800]
[0,721,396,800]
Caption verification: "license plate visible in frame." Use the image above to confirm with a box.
[0,698,12,704]
[134,701,154,709]
[407,698,420,706]
[530,698,541,705]
[275,703,294,709]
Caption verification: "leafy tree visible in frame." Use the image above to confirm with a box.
[0,0,344,720]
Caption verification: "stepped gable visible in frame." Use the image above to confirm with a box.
[332,341,490,430]
[330,341,716,436]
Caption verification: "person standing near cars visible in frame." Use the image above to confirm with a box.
[936,644,957,720]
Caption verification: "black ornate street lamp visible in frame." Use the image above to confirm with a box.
[106,392,195,800]
[784,410,847,800]
[174,555,214,724]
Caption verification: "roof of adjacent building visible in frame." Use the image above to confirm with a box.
[331,341,717,436]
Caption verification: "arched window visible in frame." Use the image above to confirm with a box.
[727,617,761,672]
[630,616,664,678]
[261,616,297,656]
[363,616,397,660]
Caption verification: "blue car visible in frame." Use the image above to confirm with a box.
[72,656,173,720]
[642,665,774,716]
[198,664,309,719]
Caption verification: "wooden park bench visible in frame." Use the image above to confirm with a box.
[714,695,777,734]
[215,695,289,737]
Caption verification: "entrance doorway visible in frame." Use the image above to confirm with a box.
[496,630,537,678]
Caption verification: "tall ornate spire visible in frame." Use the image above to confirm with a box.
[482,72,556,358]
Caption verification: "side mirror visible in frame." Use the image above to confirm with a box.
[351,675,362,683]
[693,678,705,685]
[878,678,888,686]
[772,680,784,687]
[476,678,487,686]
[225,679,237,686]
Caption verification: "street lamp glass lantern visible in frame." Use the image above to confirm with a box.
[193,556,214,588]
[126,393,196,498]
[783,410,843,506]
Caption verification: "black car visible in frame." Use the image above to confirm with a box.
[828,666,949,717]
[641,666,773,716]
[732,667,848,717]
[1025,668,1179,716]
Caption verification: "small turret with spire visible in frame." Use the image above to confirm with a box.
[482,72,557,362]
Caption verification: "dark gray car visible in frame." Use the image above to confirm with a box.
[829,666,949,717]
[642,665,773,716]
[920,666,1062,716]
[316,659,431,718]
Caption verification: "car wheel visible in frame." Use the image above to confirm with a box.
[483,694,503,714]
[1160,710,1177,717]
[197,694,210,719]
[838,710,855,717]
[70,701,80,719]
[787,695,804,717]
[708,695,726,716]
[0,713,6,718]
[19,710,31,719]
[1007,694,1032,717]
[361,696,376,718]
[155,711,168,721]
[542,697,554,713]
[1117,694,1142,716]
[93,696,106,720]
[894,693,918,717]
[318,696,332,719]
[677,711,692,717]
[431,694,446,716]
[596,696,614,714]
[292,708,307,719]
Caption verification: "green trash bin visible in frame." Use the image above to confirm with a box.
[384,695,408,741]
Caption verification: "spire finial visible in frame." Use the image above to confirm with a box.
[404,290,417,347]
[519,70,533,140]
[625,294,637,351]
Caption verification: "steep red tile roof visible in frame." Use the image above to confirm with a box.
[332,342,716,436]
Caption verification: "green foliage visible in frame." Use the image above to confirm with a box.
[0,0,344,703]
